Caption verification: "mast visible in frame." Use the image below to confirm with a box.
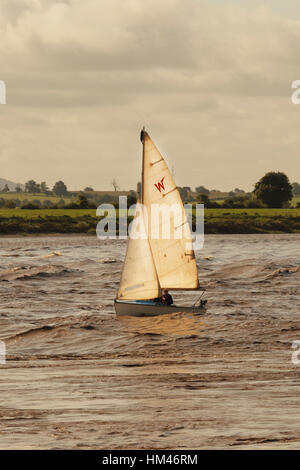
[140,126,146,204]
[140,126,162,297]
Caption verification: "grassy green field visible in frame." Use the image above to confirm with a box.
[210,197,300,207]
[0,209,96,218]
[0,207,299,217]
[1,192,300,205]
[0,207,300,234]
[0,193,74,203]
[202,208,300,233]
[292,196,300,206]
[205,208,300,217]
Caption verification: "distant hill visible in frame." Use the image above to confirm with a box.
[0,178,24,191]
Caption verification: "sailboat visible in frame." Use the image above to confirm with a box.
[114,128,207,317]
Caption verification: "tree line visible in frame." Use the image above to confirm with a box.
[0,172,299,209]
[24,180,69,196]
[0,191,137,210]
[180,172,298,208]
[0,180,69,196]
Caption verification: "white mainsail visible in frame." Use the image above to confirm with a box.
[117,203,161,300]
[142,131,199,290]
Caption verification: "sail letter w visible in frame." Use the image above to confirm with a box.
[154,177,165,193]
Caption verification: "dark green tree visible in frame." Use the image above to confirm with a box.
[77,194,89,208]
[197,193,209,205]
[40,181,50,193]
[234,188,245,194]
[178,187,188,201]
[4,199,16,208]
[101,194,113,203]
[43,199,53,209]
[195,185,209,195]
[127,190,137,208]
[25,180,40,193]
[52,180,68,197]
[3,184,10,193]
[32,199,42,208]
[292,182,300,196]
[253,172,293,208]
[57,199,65,208]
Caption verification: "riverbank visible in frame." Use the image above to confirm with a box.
[0,208,300,234]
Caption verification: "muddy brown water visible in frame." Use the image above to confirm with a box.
[0,234,300,449]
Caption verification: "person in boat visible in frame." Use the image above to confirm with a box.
[161,289,173,305]
[152,289,173,305]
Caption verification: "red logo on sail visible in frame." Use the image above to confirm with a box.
[154,177,165,193]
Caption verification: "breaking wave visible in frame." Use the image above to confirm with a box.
[0,264,81,281]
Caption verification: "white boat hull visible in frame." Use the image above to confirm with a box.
[114,299,206,317]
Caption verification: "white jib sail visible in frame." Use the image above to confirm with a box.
[117,203,160,300]
[142,132,199,290]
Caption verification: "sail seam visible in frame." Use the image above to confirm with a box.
[162,187,177,197]
[174,220,189,231]
[150,159,164,166]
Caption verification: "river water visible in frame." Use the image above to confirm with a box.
[0,234,300,449]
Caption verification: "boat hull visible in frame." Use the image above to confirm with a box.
[114,299,206,317]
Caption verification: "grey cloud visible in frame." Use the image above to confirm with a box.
[1,0,300,190]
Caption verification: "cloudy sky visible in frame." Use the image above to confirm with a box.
[1,0,300,191]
